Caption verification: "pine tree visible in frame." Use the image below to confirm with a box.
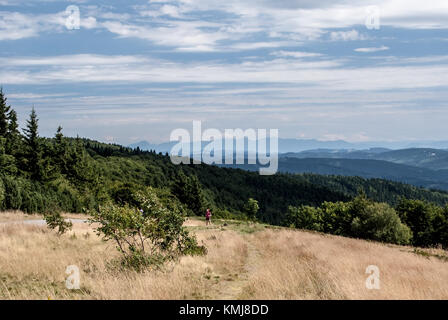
[23,107,42,180]
[0,88,11,137]
[53,126,67,173]
[5,109,21,155]
[0,137,17,175]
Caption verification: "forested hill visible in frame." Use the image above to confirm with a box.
[1,89,448,225]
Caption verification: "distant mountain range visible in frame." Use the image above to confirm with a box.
[280,148,448,170]
[129,138,448,154]
[225,157,448,191]
[129,139,448,191]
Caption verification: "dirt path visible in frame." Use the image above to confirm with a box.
[211,236,261,300]
[184,219,263,300]
[0,219,87,226]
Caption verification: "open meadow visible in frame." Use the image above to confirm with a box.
[0,211,447,300]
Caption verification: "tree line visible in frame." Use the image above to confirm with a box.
[284,194,448,248]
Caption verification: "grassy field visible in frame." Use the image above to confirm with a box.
[0,211,447,300]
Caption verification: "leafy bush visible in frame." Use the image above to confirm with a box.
[431,207,448,248]
[351,202,412,245]
[44,212,73,235]
[320,201,352,235]
[284,205,322,231]
[244,198,259,221]
[284,195,412,245]
[3,175,22,210]
[396,199,448,248]
[0,178,5,209]
[89,187,206,271]
[110,182,141,207]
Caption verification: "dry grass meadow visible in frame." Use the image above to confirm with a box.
[1,211,447,300]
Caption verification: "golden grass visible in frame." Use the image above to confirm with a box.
[0,210,43,222]
[240,229,448,299]
[0,211,89,223]
[0,212,447,300]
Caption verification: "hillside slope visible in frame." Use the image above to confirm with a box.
[83,142,448,224]
[278,157,448,190]
[281,148,448,170]
[224,156,448,191]
[1,213,447,300]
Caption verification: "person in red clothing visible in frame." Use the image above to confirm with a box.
[205,208,212,226]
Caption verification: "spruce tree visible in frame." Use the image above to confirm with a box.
[0,88,11,137]
[23,107,42,180]
[6,109,21,155]
[53,126,67,174]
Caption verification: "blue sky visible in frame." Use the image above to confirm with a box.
[0,0,447,145]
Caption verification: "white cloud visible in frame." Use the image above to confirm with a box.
[0,12,38,40]
[330,30,367,41]
[0,9,98,41]
[354,46,389,53]
[271,51,323,58]
[101,20,229,51]
[0,54,150,66]
[2,54,448,93]
[2,0,448,52]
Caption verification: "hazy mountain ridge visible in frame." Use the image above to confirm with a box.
[129,139,448,154]
[130,139,448,191]
[281,148,448,170]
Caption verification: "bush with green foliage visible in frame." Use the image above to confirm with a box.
[44,212,73,235]
[244,198,259,221]
[88,187,206,271]
[284,195,412,245]
[351,202,412,245]
[285,205,322,231]
[396,199,448,248]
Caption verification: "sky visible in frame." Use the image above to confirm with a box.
[0,0,447,145]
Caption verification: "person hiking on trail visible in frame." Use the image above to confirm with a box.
[205,209,212,226]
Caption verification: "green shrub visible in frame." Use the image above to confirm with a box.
[285,195,412,245]
[351,202,412,245]
[320,201,352,235]
[396,199,448,248]
[396,199,434,246]
[244,198,259,221]
[432,207,448,248]
[89,187,206,271]
[3,176,22,209]
[0,178,5,209]
[111,182,141,207]
[44,212,73,235]
[284,205,322,231]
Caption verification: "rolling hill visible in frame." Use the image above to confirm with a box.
[281,148,448,170]
[223,156,448,191]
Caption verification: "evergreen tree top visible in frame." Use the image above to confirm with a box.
[0,87,11,137]
[23,107,39,142]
